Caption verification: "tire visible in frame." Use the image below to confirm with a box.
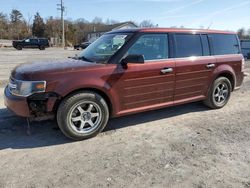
[204,77,232,109]
[16,45,22,50]
[39,46,45,50]
[57,91,109,140]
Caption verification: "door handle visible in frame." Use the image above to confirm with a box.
[206,63,215,69]
[161,68,173,74]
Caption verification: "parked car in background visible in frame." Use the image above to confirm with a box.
[12,38,50,50]
[5,28,245,140]
[74,42,91,50]
[241,39,250,60]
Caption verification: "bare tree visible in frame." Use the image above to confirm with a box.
[92,17,103,24]
[44,16,62,45]
[247,29,250,39]
[23,13,33,36]
[0,12,8,39]
[105,18,119,25]
[237,28,246,39]
[139,20,155,28]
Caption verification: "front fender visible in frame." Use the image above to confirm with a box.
[50,76,118,116]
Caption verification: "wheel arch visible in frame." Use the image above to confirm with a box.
[55,87,113,116]
[215,71,235,91]
[210,63,236,92]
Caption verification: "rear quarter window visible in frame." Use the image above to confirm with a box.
[209,34,240,55]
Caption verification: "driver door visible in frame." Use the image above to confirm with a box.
[115,34,175,115]
[24,39,31,48]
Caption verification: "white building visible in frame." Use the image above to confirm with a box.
[87,22,137,42]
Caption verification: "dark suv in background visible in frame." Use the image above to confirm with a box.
[241,39,250,60]
[74,42,91,50]
[13,38,50,50]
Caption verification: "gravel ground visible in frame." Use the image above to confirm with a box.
[0,49,249,188]
[0,48,77,83]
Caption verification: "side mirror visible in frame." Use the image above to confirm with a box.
[121,54,144,68]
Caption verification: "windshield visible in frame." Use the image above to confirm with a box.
[78,33,131,63]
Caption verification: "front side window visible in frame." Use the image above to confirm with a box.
[174,34,203,58]
[79,33,131,63]
[126,34,169,61]
[209,34,240,55]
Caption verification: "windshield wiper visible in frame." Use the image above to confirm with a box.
[68,56,78,60]
[78,56,95,63]
[68,55,94,63]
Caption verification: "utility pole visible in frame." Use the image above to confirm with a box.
[57,0,65,48]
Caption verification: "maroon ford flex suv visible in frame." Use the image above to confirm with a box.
[4,28,245,140]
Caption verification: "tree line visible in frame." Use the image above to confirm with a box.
[1,9,249,46]
[237,28,250,40]
[0,9,157,46]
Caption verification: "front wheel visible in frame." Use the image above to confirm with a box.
[39,46,45,50]
[57,91,109,140]
[204,77,232,109]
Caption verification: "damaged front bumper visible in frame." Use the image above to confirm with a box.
[4,86,60,118]
[4,86,31,117]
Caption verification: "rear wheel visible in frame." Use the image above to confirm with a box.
[57,91,109,140]
[16,45,22,50]
[204,77,232,109]
[39,46,45,50]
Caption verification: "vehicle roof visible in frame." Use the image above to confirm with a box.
[26,38,48,40]
[108,28,236,35]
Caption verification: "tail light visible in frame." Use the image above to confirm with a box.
[242,58,245,72]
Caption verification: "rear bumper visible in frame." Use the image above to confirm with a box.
[4,87,31,117]
[235,72,245,88]
[235,72,248,90]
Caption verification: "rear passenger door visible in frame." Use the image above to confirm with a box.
[30,39,39,48]
[173,33,216,103]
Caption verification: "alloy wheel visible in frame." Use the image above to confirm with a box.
[213,83,229,104]
[69,101,102,134]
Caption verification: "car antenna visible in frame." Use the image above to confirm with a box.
[207,22,213,29]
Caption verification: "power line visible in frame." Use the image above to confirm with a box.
[57,0,65,48]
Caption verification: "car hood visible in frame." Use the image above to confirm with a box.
[11,59,101,80]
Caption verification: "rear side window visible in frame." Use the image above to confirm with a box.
[39,39,48,44]
[174,34,203,58]
[209,34,240,55]
[30,39,38,43]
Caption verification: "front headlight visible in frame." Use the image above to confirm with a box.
[8,78,46,97]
